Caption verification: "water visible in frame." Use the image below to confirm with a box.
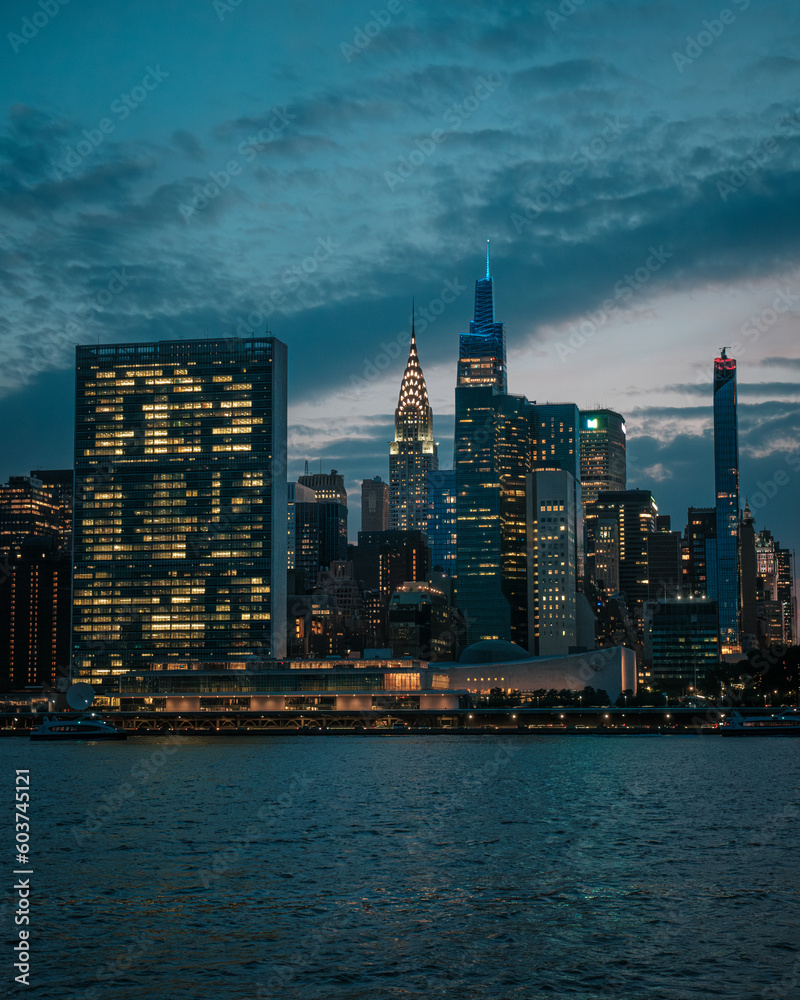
[5,735,799,999]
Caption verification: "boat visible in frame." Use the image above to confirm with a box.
[30,713,127,741]
[719,708,800,736]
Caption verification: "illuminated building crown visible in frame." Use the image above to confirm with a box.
[395,311,433,439]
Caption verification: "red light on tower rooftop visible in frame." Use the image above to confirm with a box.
[715,346,736,370]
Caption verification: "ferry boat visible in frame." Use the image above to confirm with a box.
[719,709,800,736]
[30,714,127,741]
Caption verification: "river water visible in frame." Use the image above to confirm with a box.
[6,735,799,999]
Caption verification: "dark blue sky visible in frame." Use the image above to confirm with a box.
[1,0,798,574]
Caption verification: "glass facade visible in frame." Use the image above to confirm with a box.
[454,247,587,649]
[532,403,580,480]
[296,470,348,572]
[529,472,579,656]
[713,351,740,653]
[0,474,73,688]
[579,409,626,507]
[455,387,532,645]
[456,241,507,392]
[426,469,457,576]
[361,477,389,532]
[592,490,657,611]
[755,528,795,645]
[73,337,287,680]
[649,598,719,685]
[682,507,716,596]
[0,475,68,553]
[499,471,579,655]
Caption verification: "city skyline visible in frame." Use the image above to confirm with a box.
[4,6,799,998]
[0,0,798,574]
[3,254,797,572]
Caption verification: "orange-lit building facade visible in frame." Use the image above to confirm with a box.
[72,338,287,682]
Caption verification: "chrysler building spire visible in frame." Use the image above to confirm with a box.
[389,305,438,530]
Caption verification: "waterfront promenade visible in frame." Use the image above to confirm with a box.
[0,705,753,735]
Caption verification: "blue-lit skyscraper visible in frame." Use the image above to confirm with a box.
[454,244,526,644]
[454,244,587,650]
[713,348,740,653]
[457,240,507,392]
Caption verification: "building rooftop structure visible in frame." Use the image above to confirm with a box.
[86,645,635,712]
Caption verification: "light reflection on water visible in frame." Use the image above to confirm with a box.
[6,736,800,999]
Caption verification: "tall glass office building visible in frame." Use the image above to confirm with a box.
[73,337,287,681]
[579,409,626,506]
[426,469,457,577]
[456,241,507,392]
[712,349,740,653]
[455,244,532,645]
[453,245,598,651]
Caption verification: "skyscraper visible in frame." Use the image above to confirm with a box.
[580,408,626,589]
[454,243,512,645]
[0,474,72,689]
[646,522,682,601]
[713,348,740,654]
[361,477,389,532]
[500,470,580,655]
[297,468,347,505]
[454,244,590,649]
[389,316,438,530]
[297,468,348,570]
[579,409,627,507]
[426,469,457,577]
[682,506,716,596]
[288,481,318,592]
[755,527,795,646]
[527,470,580,655]
[532,403,580,480]
[456,386,532,645]
[592,490,657,613]
[73,337,288,679]
[457,240,507,392]
[647,597,719,687]
[0,475,68,553]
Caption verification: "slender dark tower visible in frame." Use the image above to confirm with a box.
[389,310,438,530]
[713,347,740,653]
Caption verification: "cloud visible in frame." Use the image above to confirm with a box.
[171,129,204,161]
[640,463,673,483]
[0,0,798,557]
[760,356,800,369]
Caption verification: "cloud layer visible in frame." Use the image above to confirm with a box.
[0,0,798,556]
